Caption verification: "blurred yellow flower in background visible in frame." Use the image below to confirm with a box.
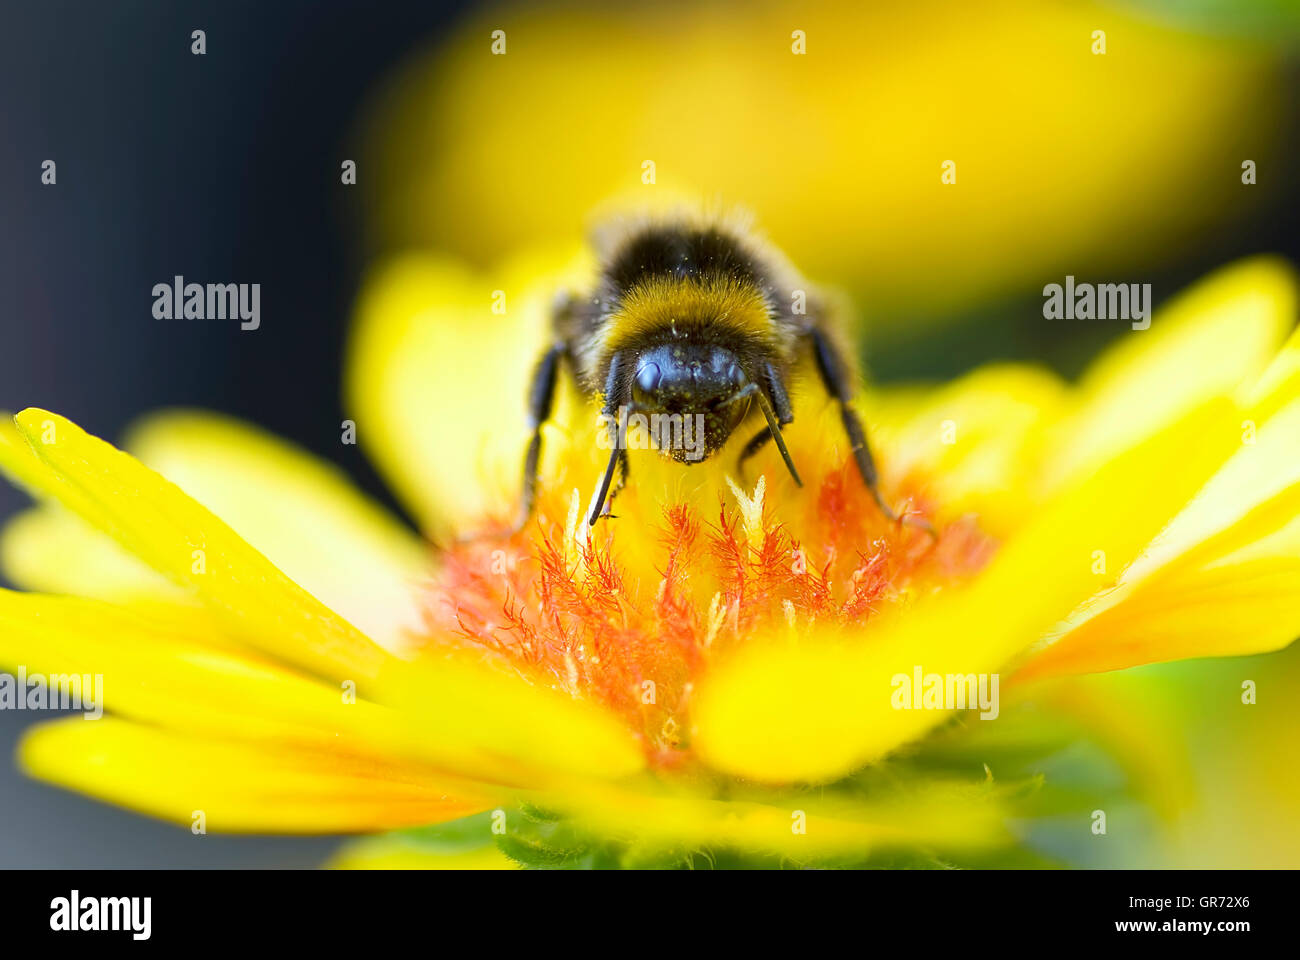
[357,0,1290,339]
[0,251,1295,867]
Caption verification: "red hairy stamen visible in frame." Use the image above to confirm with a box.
[421,457,994,769]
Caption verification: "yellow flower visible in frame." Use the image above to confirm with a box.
[362,0,1290,329]
[1,254,1296,868]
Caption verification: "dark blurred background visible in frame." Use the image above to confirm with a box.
[1,0,1297,867]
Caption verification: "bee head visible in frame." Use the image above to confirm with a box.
[630,341,749,462]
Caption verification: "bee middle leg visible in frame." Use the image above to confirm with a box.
[807,326,930,533]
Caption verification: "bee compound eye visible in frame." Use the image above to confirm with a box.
[634,360,662,395]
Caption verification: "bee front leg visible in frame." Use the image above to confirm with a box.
[588,352,632,525]
[602,449,631,519]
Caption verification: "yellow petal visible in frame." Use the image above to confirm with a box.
[19,718,487,833]
[0,588,642,789]
[693,396,1242,782]
[1134,399,1300,570]
[1244,318,1300,423]
[1020,399,1300,679]
[1,412,430,653]
[345,248,591,538]
[0,409,391,685]
[0,589,394,747]
[552,776,1013,862]
[875,364,1068,535]
[1021,554,1300,681]
[1,505,179,602]
[1040,257,1295,494]
[371,654,646,785]
[124,410,429,653]
[329,836,517,870]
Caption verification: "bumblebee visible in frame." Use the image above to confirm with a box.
[518,212,905,528]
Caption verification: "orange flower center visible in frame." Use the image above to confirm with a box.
[421,456,994,771]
